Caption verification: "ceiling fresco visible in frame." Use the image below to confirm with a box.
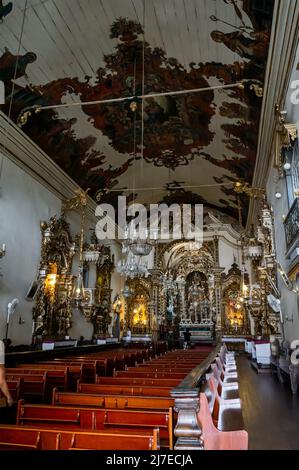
[0,0,274,223]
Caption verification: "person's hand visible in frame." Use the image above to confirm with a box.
[7,396,13,407]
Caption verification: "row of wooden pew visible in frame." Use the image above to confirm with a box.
[198,344,248,450]
[3,349,153,403]
[0,346,213,450]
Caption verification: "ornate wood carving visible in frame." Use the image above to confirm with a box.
[33,216,76,338]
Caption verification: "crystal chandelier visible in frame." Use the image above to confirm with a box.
[124,225,154,257]
[83,249,100,263]
[117,251,150,279]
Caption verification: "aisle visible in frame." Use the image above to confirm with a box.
[237,356,299,450]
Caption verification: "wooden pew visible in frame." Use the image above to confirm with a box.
[131,366,192,373]
[54,357,113,376]
[0,378,23,403]
[17,401,173,448]
[52,389,174,410]
[51,356,108,376]
[6,374,46,402]
[14,364,81,391]
[37,360,98,382]
[197,393,248,450]
[141,360,200,366]
[205,372,245,434]
[0,425,159,450]
[9,367,69,395]
[115,370,186,379]
[0,427,42,449]
[96,376,180,387]
[77,383,172,397]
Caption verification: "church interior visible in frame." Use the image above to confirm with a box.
[1,0,299,453]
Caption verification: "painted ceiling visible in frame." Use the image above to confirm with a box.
[0,0,274,222]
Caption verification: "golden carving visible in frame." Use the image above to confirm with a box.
[274,115,297,170]
[32,216,76,338]
[233,181,266,198]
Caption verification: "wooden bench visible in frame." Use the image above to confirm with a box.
[197,393,248,450]
[38,360,99,382]
[9,367,69,394]
[52,389,174,410]
[17,401,173,448]
[0,425,159,450]
[0,379,23,403]
[14,364,82,390]
[132,366,192,373]
[115,371,186,379]
[206,376,244,432]
[96,376,180,387]
[0,427,42,449]
[77,383,172,397]
[6,371,56,403]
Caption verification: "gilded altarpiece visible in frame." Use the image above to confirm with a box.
[126,279,151,335]
[221,262,250,335]
[90,249,114,336]
[33,216,76,338]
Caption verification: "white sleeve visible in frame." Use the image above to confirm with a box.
[0,340,5,365]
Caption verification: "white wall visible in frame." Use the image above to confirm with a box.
[0,154,95,344]
[267,165,299,342]
[218,238,242,273]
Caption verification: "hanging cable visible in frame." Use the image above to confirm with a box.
[140,0,146,175]
[108,181,235,192]
[0,0,28,183]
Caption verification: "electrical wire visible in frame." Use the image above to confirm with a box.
[107,181,235,192]
[0,0,28,183]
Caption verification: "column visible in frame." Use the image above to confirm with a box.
[171,389,203,450]
[212,267,225,337]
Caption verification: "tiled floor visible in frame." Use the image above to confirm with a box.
[237,356,299,450]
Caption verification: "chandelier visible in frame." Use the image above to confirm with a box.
[117,251,150,279]
[82,244,109,264]
[124,226,155,257]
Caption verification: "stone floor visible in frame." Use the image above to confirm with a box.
[237,355,299,450]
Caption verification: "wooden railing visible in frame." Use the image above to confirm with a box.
[171,343,221,450]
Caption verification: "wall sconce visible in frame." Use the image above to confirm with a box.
[285,314,294,323]
[0,243,6,259]
[275,192,282,199]
[283,162,291,171]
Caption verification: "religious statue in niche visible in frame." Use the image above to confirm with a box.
[90,248,114,337]
[32,216,76,338]
[126,281,150,336]
[112,295,123,340]
[185,271,210,325]
[221,262,250,336]
[166,294,174,323]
